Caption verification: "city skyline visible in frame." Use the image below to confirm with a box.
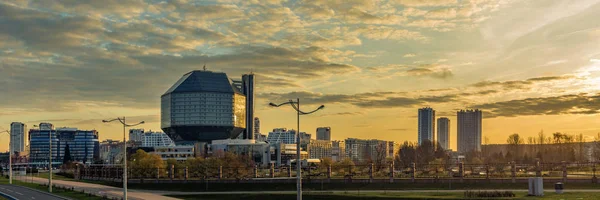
[2,1,600,152]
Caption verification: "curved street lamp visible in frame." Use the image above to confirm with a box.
[102,117,144,200]
[269,98,324,200]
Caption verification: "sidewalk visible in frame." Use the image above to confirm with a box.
[14,175,181,200]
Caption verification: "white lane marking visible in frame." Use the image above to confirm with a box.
[15,191,23,195]
[5,189,13,192]
[31,197,36,199]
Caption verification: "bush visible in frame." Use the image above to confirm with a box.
[464,190,516,198]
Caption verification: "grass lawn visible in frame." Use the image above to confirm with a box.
[168,192,600,200]
[0,176,106,200]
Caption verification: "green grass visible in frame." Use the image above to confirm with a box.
[167,192,600,200]
[0,176,107,200]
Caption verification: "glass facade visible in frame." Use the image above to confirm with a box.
[161,70,247,141]
[29,129,59,166]
[29,127,99,166]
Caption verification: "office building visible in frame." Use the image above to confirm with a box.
[142,131,175,147]
[331,140,346,162]
[437,117,450,150]
[242,74,255,139]
[29,123,100,166]
[9,122,28,154]
[418,107,435,145]
[267,128,296,144]
[161,70,247,142]
[316,127,331,141]
[253,117,260,135]
[457,109,482,153]
[129,129,144,143]
[308,139,332,159]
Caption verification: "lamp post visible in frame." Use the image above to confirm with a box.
[1,130,12,184]
[269,99,324,200]
[102,117,144,200]
[33,124,53,192]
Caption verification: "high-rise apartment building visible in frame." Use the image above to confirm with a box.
[418,107,435,145]
[316,127,331,141]
[457,109,482,153]
[437,118,450,150]
[10,122,28,153]
[253,117,260,135]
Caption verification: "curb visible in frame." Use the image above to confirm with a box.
[0,191,17,200]
[12,185,74,200]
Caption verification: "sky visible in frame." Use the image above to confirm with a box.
[1,0,600,152]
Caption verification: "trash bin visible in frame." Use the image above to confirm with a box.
[555,182,564,194]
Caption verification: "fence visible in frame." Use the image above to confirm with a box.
[75,161,599,184]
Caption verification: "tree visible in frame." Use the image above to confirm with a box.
[506,133,524,162]
[129,149,163,179]
[63,144,72,164]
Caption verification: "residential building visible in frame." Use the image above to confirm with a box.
[270,143,308,166]
[457,109,482,153]
[308,139,332,159]
[316,127,331,141]
[129,129,144,143]
[418,107,435,145]
[253,117,260,135]
[437,117,450,150]
[211,139,270,166]
[345,138,394,164]
[267,128,296,144]
[141,131,175,147]
[331,140,346,162]
[9,122,28,154]
[99,139,122,164]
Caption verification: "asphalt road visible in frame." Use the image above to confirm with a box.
[0,184,65,200]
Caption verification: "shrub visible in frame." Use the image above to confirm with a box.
[464,190,516,198]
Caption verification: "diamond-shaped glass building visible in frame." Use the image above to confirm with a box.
[161,70,254,142]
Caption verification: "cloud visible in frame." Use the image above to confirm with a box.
[474,93,600,118]
[393,0,458,7]
[471,75,575,90]
[425,8,457,19]
[405,68,453,79]
[355,26,427,41]
[320,112,365,117]
[403,54,416,58]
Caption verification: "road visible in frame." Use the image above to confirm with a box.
[0,184,65,200]
[140,189,600,196]
[14,175,180,200]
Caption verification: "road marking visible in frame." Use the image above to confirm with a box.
[15,191,23,195]
[5,189,13,192]
[31,197,36,199]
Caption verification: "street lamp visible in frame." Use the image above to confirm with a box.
[1,130,13,184]
[33,124,53,192]
[102,117,144,200]
[269,99,324,200]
